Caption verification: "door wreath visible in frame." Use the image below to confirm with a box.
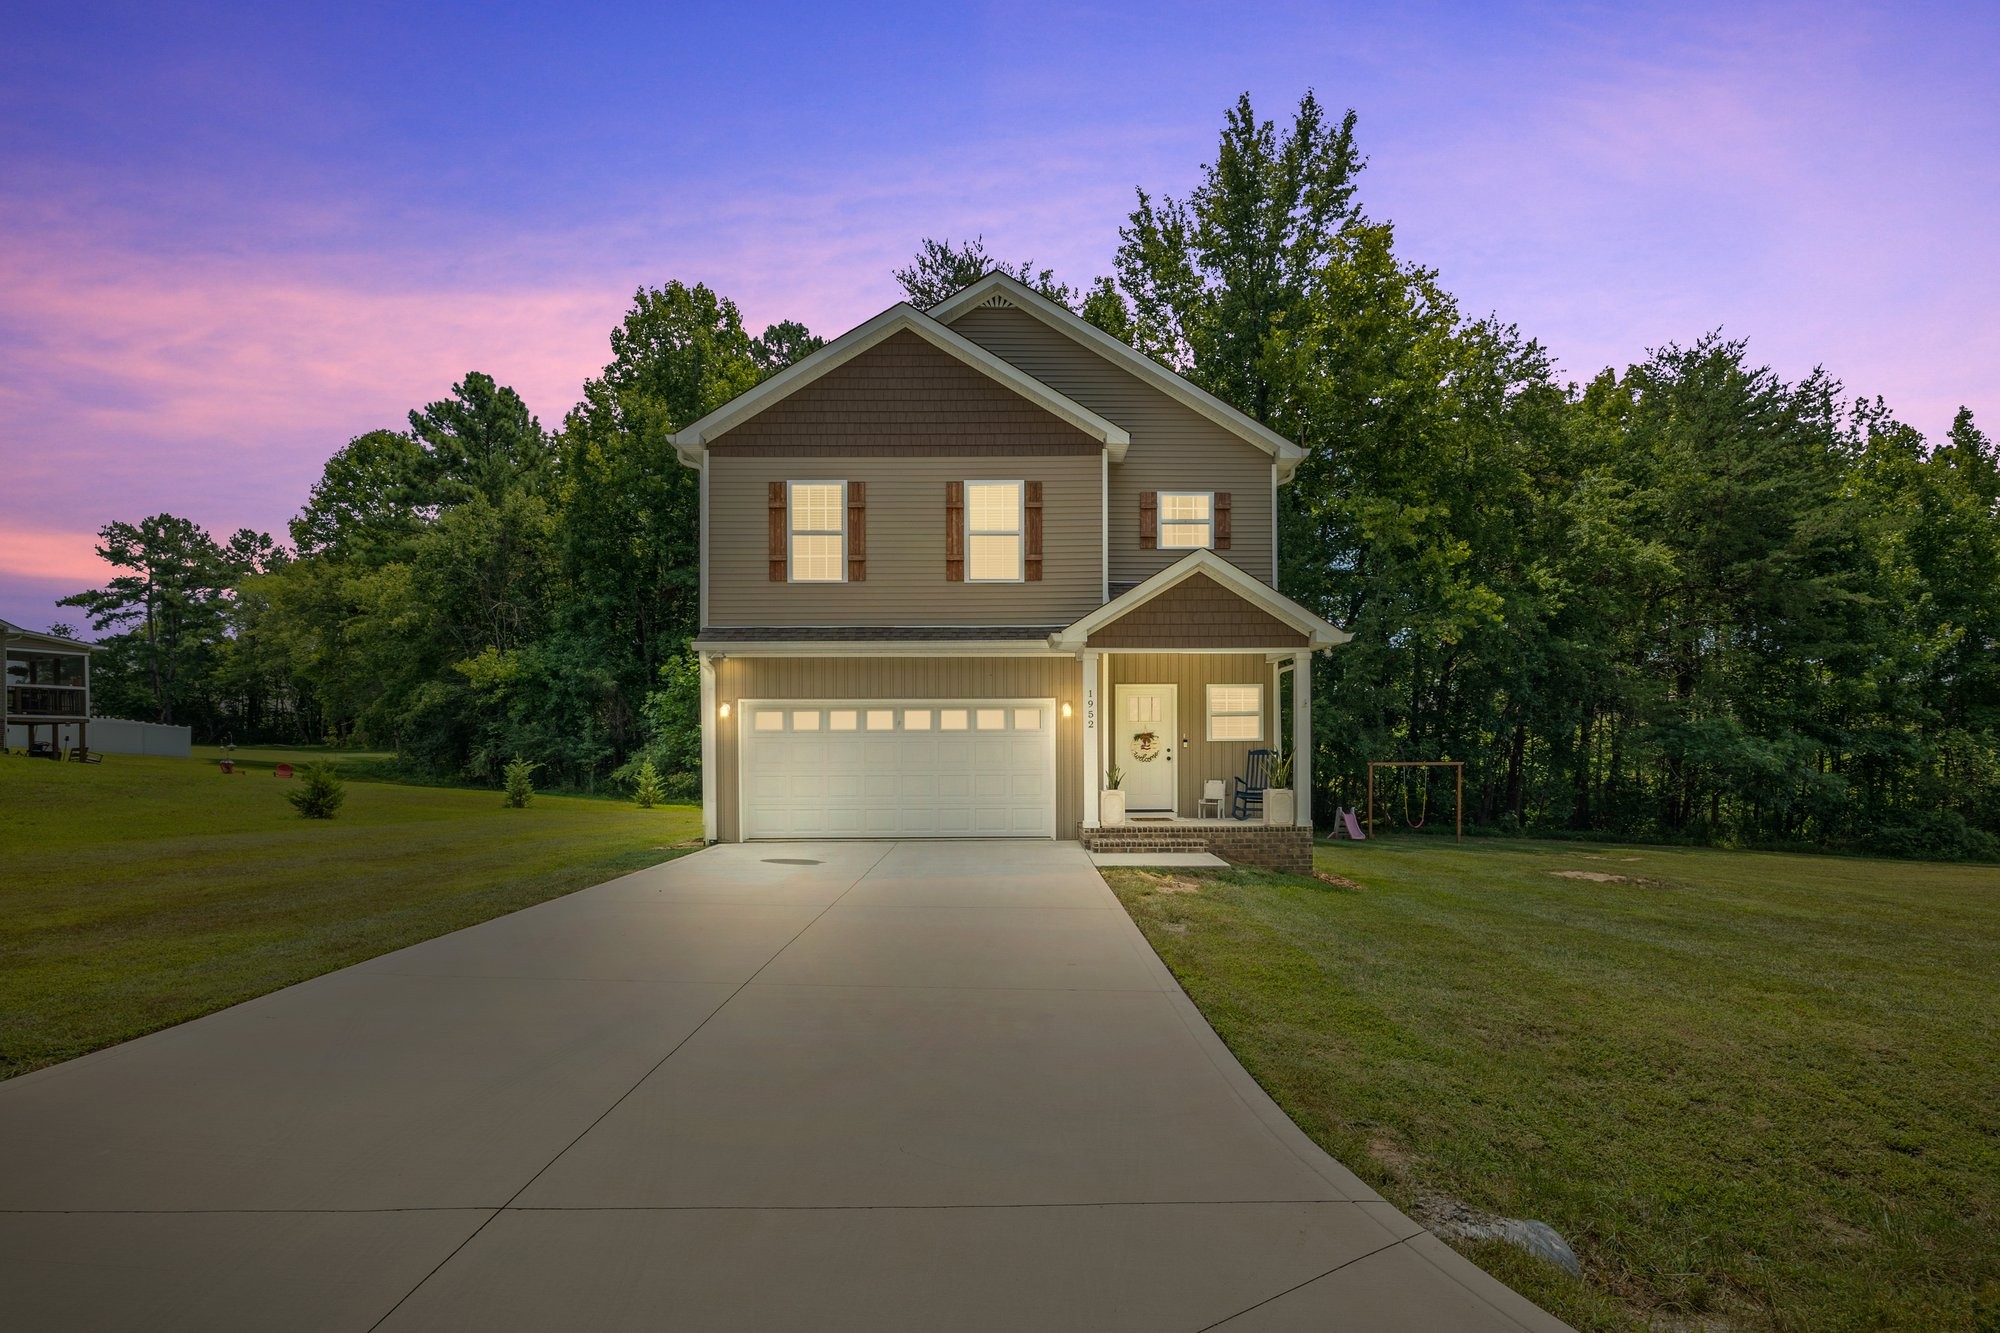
[1130,730,1162,762]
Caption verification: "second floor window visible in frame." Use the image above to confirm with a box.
[1159,492,1214,549]
[789,481,846,582]
[965,480,1024,582]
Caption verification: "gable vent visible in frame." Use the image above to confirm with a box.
[977,294,1015,309]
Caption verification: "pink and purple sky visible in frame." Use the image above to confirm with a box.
[3,1,1995,632]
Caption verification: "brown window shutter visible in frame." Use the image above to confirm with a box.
[768,481,786,581]
[945,481,964,581]
[847,481,866,582]
[1215,492,1232,549]
[1138,491,1157,549]
[1024,481,1043,581]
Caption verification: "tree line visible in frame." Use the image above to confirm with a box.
[63,92,1999,857]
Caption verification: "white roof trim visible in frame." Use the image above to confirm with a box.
[691,639,1067,658]
[1049,549,1351,651]
[929,273,1311,482]
[0,620,99,652]
[670,304,1129,468]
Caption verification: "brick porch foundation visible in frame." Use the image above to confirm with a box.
[1080,822,1314,874]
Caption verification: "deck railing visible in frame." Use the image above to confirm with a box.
[5,686,88,718]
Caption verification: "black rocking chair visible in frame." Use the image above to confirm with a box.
[1231,748,1274,820]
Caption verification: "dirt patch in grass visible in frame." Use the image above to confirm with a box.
[1134,871,1205,894]
[1367,1133,1415,1179]
[1549,869,1675,887]
[1311,870,1365,891]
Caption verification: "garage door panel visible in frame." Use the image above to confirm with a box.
[741,697,1054,841]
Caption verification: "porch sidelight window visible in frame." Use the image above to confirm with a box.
[1206,683,1263,741]
[1159,492,1213,549]
[788,481,847,582]
[965,480,1024,581]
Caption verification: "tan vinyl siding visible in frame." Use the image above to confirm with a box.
[1088,574,1307,649]
[946,304,1276,587]
[1101,652,1277,815]
[713,656,1083,841]
[708,453,1101,625]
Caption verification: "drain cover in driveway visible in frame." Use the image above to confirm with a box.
[762,857,822,865]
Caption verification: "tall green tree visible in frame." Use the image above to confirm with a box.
[894,235,1078,309]
[59,515,273,727]
[1114,90,1364,427]
[407,371,550,507]
[551,282,775,774]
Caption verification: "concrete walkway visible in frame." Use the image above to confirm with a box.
[0,841,1570,1332]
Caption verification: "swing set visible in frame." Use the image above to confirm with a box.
[1365,761,1464,842]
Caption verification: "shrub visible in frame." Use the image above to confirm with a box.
[502,755,538,808]
[632,759,664,809]
[1869,808,2000,862]
[287,762,345,819]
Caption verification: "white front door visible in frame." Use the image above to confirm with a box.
[1115,683,1177,812]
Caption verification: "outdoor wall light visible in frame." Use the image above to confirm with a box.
[718,702,731,719]
[1061,702,1073,719]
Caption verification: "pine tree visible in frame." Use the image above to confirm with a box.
[287,762,345,819]
[632,759,664,809]
[502,755,537,808]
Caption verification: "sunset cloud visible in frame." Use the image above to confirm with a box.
[0,524,113,585]
[2,0,1994,632]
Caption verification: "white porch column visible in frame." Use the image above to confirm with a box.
[699,652,718,843]
[1291,650,1312,826]
[1081,650,1101,829]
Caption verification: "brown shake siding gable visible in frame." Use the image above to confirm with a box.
[1088,574,1308,649]
[706,330,1101,455]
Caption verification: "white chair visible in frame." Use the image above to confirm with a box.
[1197,779,1226,819]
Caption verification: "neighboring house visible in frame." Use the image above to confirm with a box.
[1,619,98,756]
[673,272,1348,869]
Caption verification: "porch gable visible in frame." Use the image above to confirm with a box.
[1085,573,1306,649]
[1050,548,1348,653]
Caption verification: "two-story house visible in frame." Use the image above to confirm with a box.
[673,273,1348,869]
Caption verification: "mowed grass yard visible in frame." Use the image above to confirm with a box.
[1,753,699,1079]
[1105,839,2000,1333]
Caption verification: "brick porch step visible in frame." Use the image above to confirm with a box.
[1081,823,1313,874]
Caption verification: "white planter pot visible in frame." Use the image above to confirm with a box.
[1100,790,1127,826]
[1264,789,1297,827]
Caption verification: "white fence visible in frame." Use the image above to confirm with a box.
[7,717,197,758]
[89,718,193,758]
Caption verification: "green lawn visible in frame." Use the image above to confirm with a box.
[1104,839,2000,1333]
[0,752,700,1079]
[191,742,397,773]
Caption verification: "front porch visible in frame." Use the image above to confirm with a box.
[1055,552,1348,875]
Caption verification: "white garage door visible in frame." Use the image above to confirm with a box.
[740,698,1056,839]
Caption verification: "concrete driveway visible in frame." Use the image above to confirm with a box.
[0,841,1568,1331]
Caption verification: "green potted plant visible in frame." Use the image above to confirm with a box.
[1265,751,1298,826]
[1101,762,1127,826]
